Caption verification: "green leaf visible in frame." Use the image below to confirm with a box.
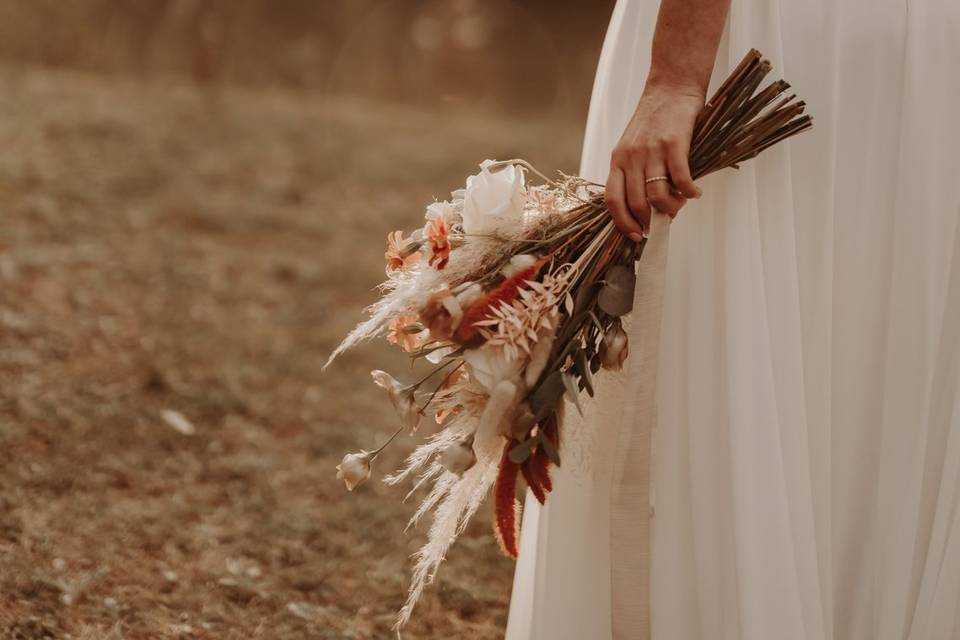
[587,310,606,332]
[590,352,601,374]
[576,349,594,397]
[564,292,575,316]
[573,280,600,317]
[557,310,588,346]
[598,265,636,316]
[561,372,584,416]
[511,404,539,439]
[539,430,561,466]
[509,434,540,464]
[529,371,564,422]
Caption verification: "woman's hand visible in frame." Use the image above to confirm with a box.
[605,82,705,241]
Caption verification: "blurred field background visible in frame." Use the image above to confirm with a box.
[0,1,613,638]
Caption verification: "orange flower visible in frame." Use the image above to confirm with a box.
[426,218,451,270]
[387,314,423,352]
[385,231,422,273]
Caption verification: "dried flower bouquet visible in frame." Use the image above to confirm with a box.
[326,49,812,629]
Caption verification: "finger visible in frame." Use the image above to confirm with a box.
[604,166,645,242]
[644,162,687,218]
[668,194,689,218]
[624,155,652,232]
[665,140,701,199]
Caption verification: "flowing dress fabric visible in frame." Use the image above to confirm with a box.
[506,0,960,638]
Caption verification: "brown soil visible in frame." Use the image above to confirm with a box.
[0,65,586,639]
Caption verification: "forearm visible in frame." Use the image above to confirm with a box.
[646,0,731,97]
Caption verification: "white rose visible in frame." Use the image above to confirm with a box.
[461,160,526,236]
[425,200,455,221]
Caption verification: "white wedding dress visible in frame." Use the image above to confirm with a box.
[506,1,960,639]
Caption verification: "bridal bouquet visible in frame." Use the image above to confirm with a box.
[325,49,811,628]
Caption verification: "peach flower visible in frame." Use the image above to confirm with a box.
[384,231,422,273]
[426,218,451,270]
[387,314,424,352]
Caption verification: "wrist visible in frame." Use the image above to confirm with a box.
[643,69,708,101]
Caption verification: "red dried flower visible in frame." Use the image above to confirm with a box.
[494,439,522,558]
[454,258,547,344]
[520,458,547,505]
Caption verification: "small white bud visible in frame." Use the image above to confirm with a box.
[600,323,629,371]
[335,451,373,491]
[371,370,421,432]
[501,254,538,278]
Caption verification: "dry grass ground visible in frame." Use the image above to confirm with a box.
[0,65,586,639]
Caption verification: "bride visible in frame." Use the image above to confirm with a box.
[506,0,960,639]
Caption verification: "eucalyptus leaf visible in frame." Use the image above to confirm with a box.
[509,434,540,464]
[576,349,594,397]
[598,265,636,317]
[556,310,589,348]
[511,404,539,439]
[573,280,600,316]
[590,352,601,374]
[539,430,561,466]
[564,292,575,316]
[561,372,584,416]
[529,371,564,422]
[587,310,605,332]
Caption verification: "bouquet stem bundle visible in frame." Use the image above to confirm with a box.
[327,49,811,630]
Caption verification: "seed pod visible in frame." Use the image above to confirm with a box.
[599,323,629,371]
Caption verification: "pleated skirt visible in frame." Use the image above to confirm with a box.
[507,1,960,638]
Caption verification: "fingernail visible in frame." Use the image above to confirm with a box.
[628,232,644,242]
[694,187,703,198]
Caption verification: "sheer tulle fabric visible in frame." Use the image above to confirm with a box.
[506,0,960,638]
